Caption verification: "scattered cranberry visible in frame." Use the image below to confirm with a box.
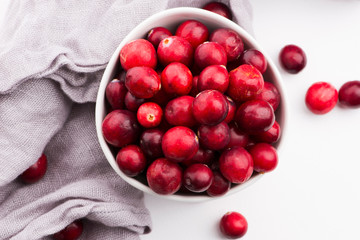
[305,82,338,114]
[162,126,199,163]
[224,96,236,123]
[116,145,146,177]
[124,92,146,112]
[53,220,83,240]
[125,66,161,99]
[203,2,232,20]
[195,42,227,69]
[219,146,253,184]
[137,102,163,128]
[146,158,182,195]
[165,96,197,127]
[190,75,200,96]
[220,212,248,239]
[147,27,172,48]
[182,147,216,167]
[183,164,214,192]
[209,28,244,62]
[253,121,281,144]
[161,62,193,96]
[206,171,231,197]
[254,81,281,111]
[338,80,360,108]
[192,90,228,126]
[140,129,164,160]
[239,49,267,74]
[105,79,127,110]
[20,154,47,184]
[227,64,264,102]
[198,122,230,150]
[226,122,249,149]
[235,100,275,133]
[249,143,278,173]
[102,110,140,148]
[157,36,193,67]
[198,65,229,93]
[120,39,157,71]
[175,20,209,48]
[279,44,307,73]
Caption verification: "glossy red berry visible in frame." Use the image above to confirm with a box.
[140,129,164,160]
[190,75,200,96]
[194,42,227,70]
[226,122,249,149]
[249,143,278,173]
[254,81,281,111]
[279,44,307,73]
[125,66,161,99]
[182,147,216,167]
[120,39,157,71]
[53,220,83,240]
[183,164,214,192]
[305,82,338,114]
[209,28,244,62]
[253,121,281,144]
[206,171,231,197]
[203,2,232,20]
[175,20,209,49]
[198,65,229,93]
[198,121,230,150]
[224,96,236,123]
[161,62,193,96]
[157,36,193,67]
[147,27,172,48]
[124,92,146,112]
[20,154,47,184]
[165,96,197,127]
[239,49,267,74]
[116,145,147,177]
[105,79,127,110]
[137,102,163,128]
[220,212,248,239]
[338,80,360,108]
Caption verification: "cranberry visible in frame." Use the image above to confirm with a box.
[219,146,253,184]
[116,145,146,177]
[220,212,248,239]
[206,171,231,197]
[182,147,216,167]
[53,220,83,240]
[146,158,182,195]
[192,90,228,126]
[224,96,236,123]
[194,42,227,70]
[190,75,200,96]
[305,82,338,114]
[102,110,140,148]
[157,36,193,67]
[162,126,199,163]
[161,62,193,96]
[254,81,281,111]
[147,27,172,48]
[253,121,281,144]
[165,96,197,127]
[20,154,47,184]
[150,87,175,107]
[239,49,267,74]
[279,44,307,73]
[198,122,230,150]
[198,65,229,93]
[175,20,209,48]
[249,143,278,173]
[209,28,244,62]
[227,64,264,102]
[183,164,214,192]
[226,122,249,149]
[203,2,232,20]
[137,102,163,128]
[235,100,275,133]
[124,92,146,112]
[120,39,157,71]
[140,129,164,159]
[338,80,360,108]
[125,66,161,98]
[105,79,127,110]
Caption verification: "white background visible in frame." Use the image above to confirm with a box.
[1,1,360,240]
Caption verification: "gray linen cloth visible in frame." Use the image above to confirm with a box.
[0,0,252,239]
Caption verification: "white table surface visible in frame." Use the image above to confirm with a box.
[1,1,360,240]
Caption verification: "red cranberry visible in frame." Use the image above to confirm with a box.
[206,171,230,197]
[183,164,214,192]
[147,27,172,48]
[140,129,164,160]
[102,110,140,147]
[146,158,182,195]
[192,90,228,126]
[116,145,146,177]
[220,212,248,239]
[124,92,146,112]
[157,36,193,67]
[137,102,163,128]
[227,64,264,102]
[235,100,275,134]
[198,65,229,93]
[175,20,209,49]
[105,79,127,110]
[254,81,281,111]
[219,146,253,184]
[279,44,307,73]
[120,39,157,71]
[182,147,216,167]
[150,87,175,107]
[239,49,267,74]
[203,2,232,20]
[195,42,227,70]
[338,80,360,108]
[190,75,200,96]
[198,122,230,150]
[162,126,199,163]
[226,122,249,149]
[53,220,83,240]
[125,66,161,98]
[224,96,236,123]
[209,28,244,62]
[253,121,281,144]
[165,96,197,127]
[305,82,338,114]
[249,143,278,173]
[161,62,193,96]
[20,154,47,184]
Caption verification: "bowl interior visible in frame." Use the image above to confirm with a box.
[95,7,287,202]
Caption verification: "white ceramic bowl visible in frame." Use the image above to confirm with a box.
[95,7,288,202]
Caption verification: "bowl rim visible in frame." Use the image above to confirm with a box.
[95,7,288,202]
